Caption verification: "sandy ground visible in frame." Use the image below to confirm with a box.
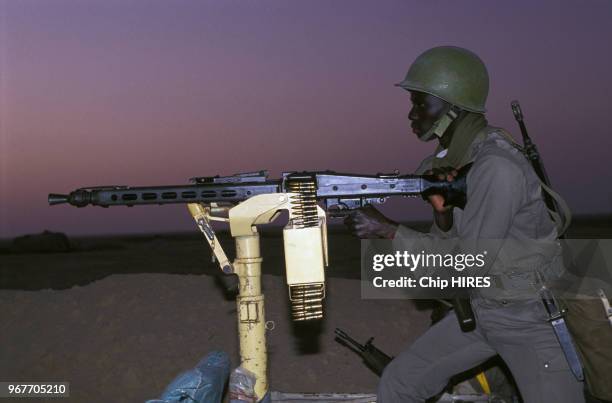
[0,229,376,290]
[0,232,433,403]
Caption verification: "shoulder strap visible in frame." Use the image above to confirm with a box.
[484,127,572,237]
[539,179,572,237]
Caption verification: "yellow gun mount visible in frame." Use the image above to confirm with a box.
[187,193,328,400]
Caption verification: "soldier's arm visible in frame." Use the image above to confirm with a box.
[456,154,525,239]
[393,153,525,242]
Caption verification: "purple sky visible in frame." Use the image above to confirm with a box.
[1,0,612,237]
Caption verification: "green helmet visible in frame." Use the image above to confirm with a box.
[395,46,489,113]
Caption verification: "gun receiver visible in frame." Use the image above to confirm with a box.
[48,164,470,211]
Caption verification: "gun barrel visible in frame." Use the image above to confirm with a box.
[335,328,393,377]
[334,328,365,352]
[48,193,70,206]
[48,182,281,208]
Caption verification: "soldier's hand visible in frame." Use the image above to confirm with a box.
[425,168,458,213]
[343,205,398,239]
[425,168,457,232]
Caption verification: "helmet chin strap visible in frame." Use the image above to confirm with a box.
[418,106,460,142]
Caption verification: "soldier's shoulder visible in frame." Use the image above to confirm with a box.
[468,126,532,183]
[472,126,525,164]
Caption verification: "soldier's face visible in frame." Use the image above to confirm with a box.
[408,92,448,141]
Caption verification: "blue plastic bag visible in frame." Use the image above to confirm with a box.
[146,350,230,403]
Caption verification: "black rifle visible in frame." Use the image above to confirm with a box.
[511,101,558,214]
[334,328,392,377]
[48,164,471,213]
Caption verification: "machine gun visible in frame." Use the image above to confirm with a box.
[49,166,470,212]
[48,165,470,400]
[48,166,470,318]
[49,166,470,317]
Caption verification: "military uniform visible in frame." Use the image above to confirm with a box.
[378,46,586,402]
[377,128,585,403]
